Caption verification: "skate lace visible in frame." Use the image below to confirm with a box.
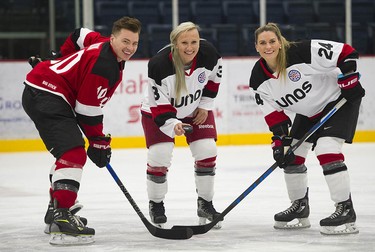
[282,200,300,215]
[328,204,344,219]
[69,212,85,227]
[199,199,217,214]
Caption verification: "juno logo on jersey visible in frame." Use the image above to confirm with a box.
[288,70,301,82]
[198,72,206,83]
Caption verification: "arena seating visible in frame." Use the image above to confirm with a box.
[0,0,374,59]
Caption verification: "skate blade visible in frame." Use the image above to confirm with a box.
[274,218,311,229]
[49,233,95,245]
[320,222,359,235]
[44,224,51,234]
[198,217,222,229]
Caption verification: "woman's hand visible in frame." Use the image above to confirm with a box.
[193,108,208,125]
[174,123,192,136]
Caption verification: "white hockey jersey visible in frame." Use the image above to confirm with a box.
[249,39,358,131]
[141,40,222,137]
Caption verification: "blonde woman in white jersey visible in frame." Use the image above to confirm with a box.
[141,22,223,228]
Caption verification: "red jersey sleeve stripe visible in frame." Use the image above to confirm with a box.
[337,44,356,65]
[205,80,219,92]
[265,110,290,128]
[150,104,177,118]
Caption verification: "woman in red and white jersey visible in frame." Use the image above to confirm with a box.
[141,22,223,228]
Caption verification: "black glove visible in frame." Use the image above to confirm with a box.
[48,50,62,59]
[28,55,42,68]
[87,135,111,168]
[271,135,295,168]
[338,72,365,103]
[28,50,62,68]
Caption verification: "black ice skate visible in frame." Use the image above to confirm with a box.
[320,197,359,235]
[44,201,87,234]
[197,197,223,229]
[49,207,95,245]
[274,191,311,229]
[149,201,167,228]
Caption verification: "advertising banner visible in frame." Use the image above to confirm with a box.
[1,57,374,140]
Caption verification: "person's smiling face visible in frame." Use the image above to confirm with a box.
[255,31,282,66]
[175,29,200,65]
[110,28,139,62]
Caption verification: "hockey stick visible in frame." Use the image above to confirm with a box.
[172,97,347,235]
[106,163,193,240]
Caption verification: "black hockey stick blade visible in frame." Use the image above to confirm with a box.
[142,218,193,240]
[106,163,193,240]
[172,163,278,234]
[172,98,347,235]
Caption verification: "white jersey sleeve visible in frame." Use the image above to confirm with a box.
[310,40,345,72]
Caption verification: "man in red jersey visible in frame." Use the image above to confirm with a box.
[22,16,141,245]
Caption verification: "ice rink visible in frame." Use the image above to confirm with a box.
[1,143,374,252]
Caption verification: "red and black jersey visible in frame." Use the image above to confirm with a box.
[60,28,109,56]
[24,28,123,138]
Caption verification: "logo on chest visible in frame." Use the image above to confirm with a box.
[275,81,312,107]
[288,70,301,82]
[198,72,206,83]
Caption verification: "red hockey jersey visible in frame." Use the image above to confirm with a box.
[24,28,123,137]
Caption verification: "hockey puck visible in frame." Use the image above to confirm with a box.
[182,125,193,134]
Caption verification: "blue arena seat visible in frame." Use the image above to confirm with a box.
[368,23,375,54]
[95,1,127,35]
[147,24,173,57]
[314,0,345,25]
[253,0,286,24]
[241,24,259,56]
[159,0,190,24]
[223,0,258,25]
[199,27,218,48]
[190,1,224,27]
[283,0,316,25]
[305,22,339,41]
[352,0,375,25]
[337,22,371,55]
[128,1,161,27]
[211,24,242,56]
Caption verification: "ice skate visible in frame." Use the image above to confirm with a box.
[274,191,310,229]
[149,201,167,228]
[49,207,95,245]
[320,198,359,235]
[44,201,87,234]
[197,197,223,229]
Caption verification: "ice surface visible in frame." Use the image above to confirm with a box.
[1,143,374,251]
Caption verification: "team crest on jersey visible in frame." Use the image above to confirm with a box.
[288,70,301,82]
[198,72,206,83]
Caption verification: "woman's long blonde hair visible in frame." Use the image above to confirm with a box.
[254,23,291,79]
[170,22,200,99]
